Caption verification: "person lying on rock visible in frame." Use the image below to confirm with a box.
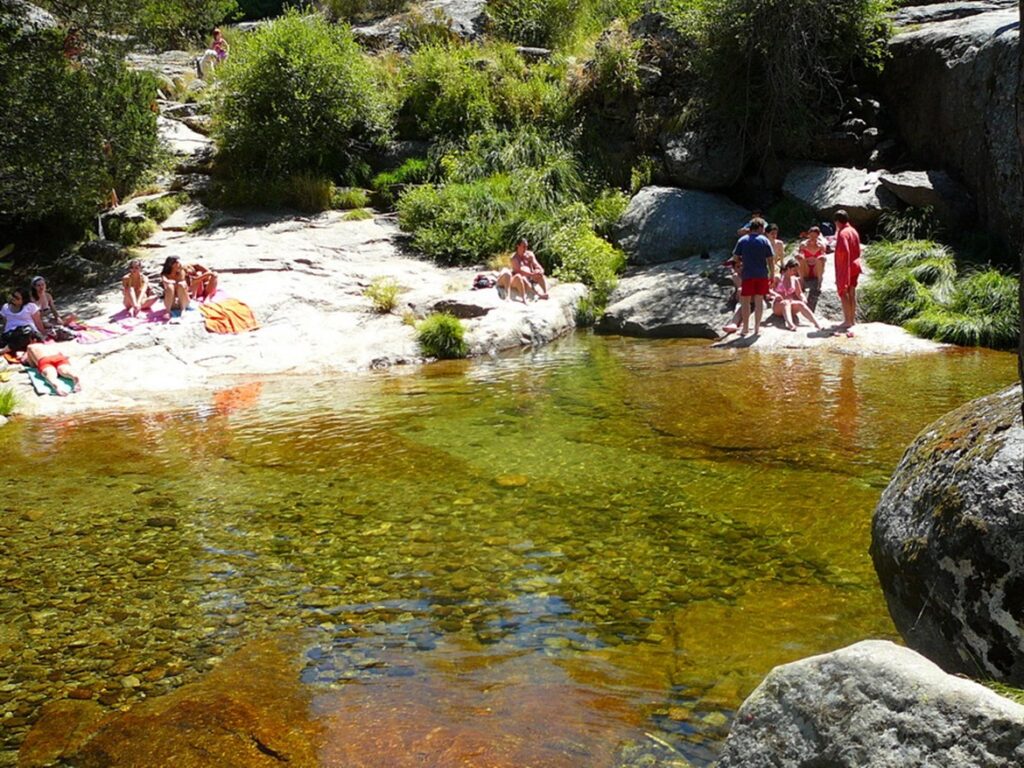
[1,287,46,352]
[122,259,158,317]
[770,258,822,331]
[23,342,81,395]
[497,238,548,302]
[161,256,192,318]
[185,262,218,302]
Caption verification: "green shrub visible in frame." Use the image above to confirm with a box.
[321,0,407,22]
[629,156,654,195]
[861,268,937,324]
[486,0,582,48]
[586,21,641,97]
[400,44,497,140]
[0,387,17,417]
[343,207,374,220]
[765,198,818,237]
[0,28,160,236]
[877,206,941,241]
[417,313,468,358]
[41,0,237,47]
[550,222,625,307]
[139,194,185,223]
[590,188,629,237]
[364,276,401,312]
[213,11,392,181]
[105,217,159,246]
[332,187,370,210]
[371,157,434,207]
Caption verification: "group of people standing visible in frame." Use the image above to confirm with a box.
[725,210,862,337]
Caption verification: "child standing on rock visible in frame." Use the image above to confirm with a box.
[732,217,774,337]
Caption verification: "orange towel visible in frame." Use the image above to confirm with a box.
[199,299,259,334]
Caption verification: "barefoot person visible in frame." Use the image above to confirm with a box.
[121,259,157,317]
[23,342,81,396]
[733,217,773,336]
[29,275,76,335]
[185,262,218,302]
[160,256,191,317]
[771,258,823,331]
[497,238,548,302]
[765,223,783,279]
[797,226,827,287]
[833,210,862,335]
[1,287,45,351]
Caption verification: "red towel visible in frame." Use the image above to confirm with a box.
[199,299,259,334]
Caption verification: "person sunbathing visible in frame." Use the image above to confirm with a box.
[23,342,81,395]
[122,259,158,317]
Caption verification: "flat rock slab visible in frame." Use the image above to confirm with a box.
[157,115,211,157]
[879,169,972,223]
[9,212,582,418]
[718,639,1024,768]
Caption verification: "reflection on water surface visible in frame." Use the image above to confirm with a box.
[0,335,1016,766]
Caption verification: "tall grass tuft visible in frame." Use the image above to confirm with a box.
[906,269,1019,349]
[0,387,17,417]
[417,313,468,358]
[364,276,401,312]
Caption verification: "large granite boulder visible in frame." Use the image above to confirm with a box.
[660,122,745,190]
[871,384,1024,684]
[354,0,486,47]
[0,0,58,32]
[781,164,900,229]
[879,169,974,225]
[717,640,1024,768]
[597,256,734,338]
[881,2,1020,248]
[614,186,749,265]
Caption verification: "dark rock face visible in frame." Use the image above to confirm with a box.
[882,3,1021,247]
[871,384,1024,684]
[782,164,900,229]
[879,169,974,225]
[717,640,1024,768]
[660,122,744,190]
[613,186,749,265]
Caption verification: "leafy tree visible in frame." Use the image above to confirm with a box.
[212,11,392,181]
[0,22,159,236]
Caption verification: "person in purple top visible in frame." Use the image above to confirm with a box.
[732,217,773,336]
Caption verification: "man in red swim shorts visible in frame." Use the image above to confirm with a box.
[732,217,774,336]
[833,209,862,335]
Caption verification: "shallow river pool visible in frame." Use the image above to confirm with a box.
[0,334,1017,766]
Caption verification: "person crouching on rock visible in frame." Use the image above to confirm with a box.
[122,259,158,317]
[23,342,81,395]
[497,238,548,302]
[161,256,191,318]
[185,262,218,303]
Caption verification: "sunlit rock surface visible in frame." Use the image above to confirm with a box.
[717,640,1024,768]
[871,383,1024,683]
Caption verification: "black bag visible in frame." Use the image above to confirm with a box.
[48,325,77,342]
[2,325,41,352]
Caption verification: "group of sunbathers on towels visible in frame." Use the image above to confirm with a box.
[0,257,219,396]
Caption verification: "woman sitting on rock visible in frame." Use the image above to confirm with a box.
[771,258,822,331]
[29,275,77,339]
[797,226,827,287]
[122,259,158,317]
[497,238,548,302]
[185,261,218,302]
[161,256,192,318]
[1,287,45,351]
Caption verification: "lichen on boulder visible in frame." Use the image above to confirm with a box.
[871,383,1024,684]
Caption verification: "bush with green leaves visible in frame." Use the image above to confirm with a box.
[213,11,392,182]
[486,0,582,48]
[332,187,370,210]
[36,0,236,47]
[105,217,159,246]
[0,27,160,236]
[906,269,1019,350]
[320,0,408,22]
[139,194,186,223]
[550,222,625,307]
[417,313,468,358]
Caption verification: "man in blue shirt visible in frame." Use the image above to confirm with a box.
[733,217,773,336]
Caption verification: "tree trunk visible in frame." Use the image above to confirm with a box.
[1019,0,1024,414]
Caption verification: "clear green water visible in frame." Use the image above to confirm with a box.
[0,334,1017,765]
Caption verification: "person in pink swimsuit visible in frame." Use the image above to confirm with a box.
[770,258,822,331]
